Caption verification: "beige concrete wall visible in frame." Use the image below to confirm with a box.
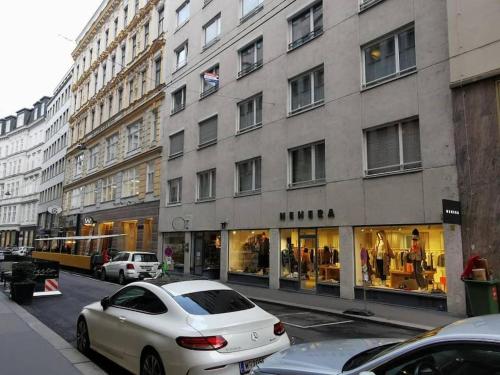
[447,0,500,85]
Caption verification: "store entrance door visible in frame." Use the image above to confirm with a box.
[192,232,221,279]
[299,229,317,291]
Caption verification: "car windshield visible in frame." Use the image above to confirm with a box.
[173,289,255,315]
[133,254,158,262]
[342,327,442,371]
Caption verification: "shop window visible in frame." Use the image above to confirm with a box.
[289,66,324,114]
[121,221,138,251]
[363,25,415,87]
[289,2,323,51]
[354,225,446,295]
[288,141,325,187]
[364,118,421,176]
[229,230,269,276]
[163,233,185,273]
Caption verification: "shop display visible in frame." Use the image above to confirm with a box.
[355,225,446,295]
[229,230,269,276]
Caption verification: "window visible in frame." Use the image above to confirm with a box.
[238,38,263,77]
[118,87,123,110]
[75,154,84,176]
[363,26,416,87]
[114,17,119,37]
[364,118,421,176]
[111,286,167,314]
[173,290,253,315]
[84,183,96,206]
[201,65,219,98]
[242,0,263,20]
[289,2,323,50]
[175,42,188,69]
[121,44,126,68]
[289,66,324,114]
[157,6,164,35]
[99,103,104,124]
[203,14,221,47]
[108,95,113,117]
[131,35,137,58]
[171,86,186,114]
[88,145,99,170]
[105,29,109,46]
[134,0,139,13]
[70,188,81,209]
[169,130,184,157]
[168,178,182,204]
[154,57,162,86]
[102,62,107,85]
[198,116,217,147]
[141,70,147,96]
[151,108,159,142]
[123,5,128,26]
[101,175,116,202]
[106,133,119,162]
[127,123,140,152]
[236,157,261,194]
[230,230,269,275]
[97,39,101,55]
[121,168,139,197]
[197,169,216,201]
[146,161,155,193]
[94,73,98,94]
[359,0,384,11]
[177,1,190,26]
[144,22,149,46]
[129,79,135,103]
[238,94,262,132]
[289,141,325,187]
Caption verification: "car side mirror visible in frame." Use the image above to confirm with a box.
[101,296,110,310]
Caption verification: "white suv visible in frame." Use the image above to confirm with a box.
[101,252,159,285]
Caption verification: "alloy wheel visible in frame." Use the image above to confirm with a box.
[142,352,164,375]
[76,319,89,354]
[118,272,126,285]
[100,269,106,281]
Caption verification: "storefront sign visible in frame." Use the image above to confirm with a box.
[280,209,334,221]
[442,199,461,225]
[83,216,95,225]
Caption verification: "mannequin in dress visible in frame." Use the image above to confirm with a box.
[410,228,427,290]
[372,230,394,286]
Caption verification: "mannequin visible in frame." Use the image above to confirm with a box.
[372,230,394,286]
[410,228,427,289]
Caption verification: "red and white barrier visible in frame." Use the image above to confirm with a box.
[44,279,59,292]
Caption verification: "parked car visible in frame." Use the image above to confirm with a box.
[77,280,290,375]
[12,246,34,256]
[251,314,500,375]
[100,251,160,284]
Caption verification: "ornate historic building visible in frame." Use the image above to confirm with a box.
[62,0,166,255]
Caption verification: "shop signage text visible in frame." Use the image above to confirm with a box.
[442,199,461,225]
[83,216,95,225]
[279,209,335,221]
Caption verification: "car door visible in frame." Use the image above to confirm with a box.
[108,253,126,278]
[108,286,168,372]
[371,342,500,375]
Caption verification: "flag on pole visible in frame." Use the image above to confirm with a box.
[203,72,219,86]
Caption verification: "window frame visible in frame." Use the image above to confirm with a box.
[200,64,219,99]
[361,24,416,88]
[171,86,187,115]
[167,177,182,205]
[237,93,263,133]
[88,145,99,171]
[196,169,216,202]
[84,183,97,207]
[359,0,385,12]
[241,0,264,22]
[121,167,139,197]
[288,65,325,115]
[106,133,119,163]
[74,153,84,177]
[203,13,221,49]
[175,42,188,70]
[176,1,190,28]
[110,286,168,315]
[198,115,218,148]
[146,161,155,193]
[127,123,141,153]
[169,130,184,158]
[288,1,323,51]
[101,175,116,202]
[363,118,422,178]
[235,157,261,195]
[238,38,263,78]
[288,140,326,188]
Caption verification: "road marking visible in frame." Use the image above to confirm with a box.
[275,312,309,318]
[283,320,353,329]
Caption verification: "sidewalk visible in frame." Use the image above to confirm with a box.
[0,291,105,375]
[227,283,461,331]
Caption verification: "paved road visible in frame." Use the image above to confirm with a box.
[24,271,418,374]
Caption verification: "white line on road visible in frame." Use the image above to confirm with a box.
[283,320,353,329]
[275,312,309,318]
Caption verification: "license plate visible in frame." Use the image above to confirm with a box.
[239,357,266,374]
[143,266,152,271]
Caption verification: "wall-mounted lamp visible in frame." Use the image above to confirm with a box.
[220,221,227,230]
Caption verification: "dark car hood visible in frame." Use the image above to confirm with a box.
[255,338,400,375]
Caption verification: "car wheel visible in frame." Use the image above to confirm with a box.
[118,271,126,285]
[100,269,107,281]
[76,318,90,355]
[141,349,165,375]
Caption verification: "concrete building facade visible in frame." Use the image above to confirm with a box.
[36,69,73,250]
[0,97,51,247]
[62,0,167,256]
[447,0,500,276]
[159,0,465,315]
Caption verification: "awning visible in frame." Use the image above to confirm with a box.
[35,234,126,241]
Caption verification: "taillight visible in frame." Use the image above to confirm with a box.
[274,321,286,336]
[176,336,228,351]
[126,263,135,270]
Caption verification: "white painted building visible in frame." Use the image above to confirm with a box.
[37,69,73,249]
[0,97,51,247]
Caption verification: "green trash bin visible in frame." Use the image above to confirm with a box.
[463,279,499,316]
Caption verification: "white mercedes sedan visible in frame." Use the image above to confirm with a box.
[77,280,290,375]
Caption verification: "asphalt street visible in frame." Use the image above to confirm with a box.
[24,271,418,374]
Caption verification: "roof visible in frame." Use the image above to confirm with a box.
[435,314,500,339]
[161,280,230,296]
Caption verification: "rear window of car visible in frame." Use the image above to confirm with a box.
[173,290,255,315]
[133,254,158,262]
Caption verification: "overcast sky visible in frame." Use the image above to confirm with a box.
[0,0,103,117]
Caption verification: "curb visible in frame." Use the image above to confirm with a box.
[2,292,106,375]
[248,296,433,332]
